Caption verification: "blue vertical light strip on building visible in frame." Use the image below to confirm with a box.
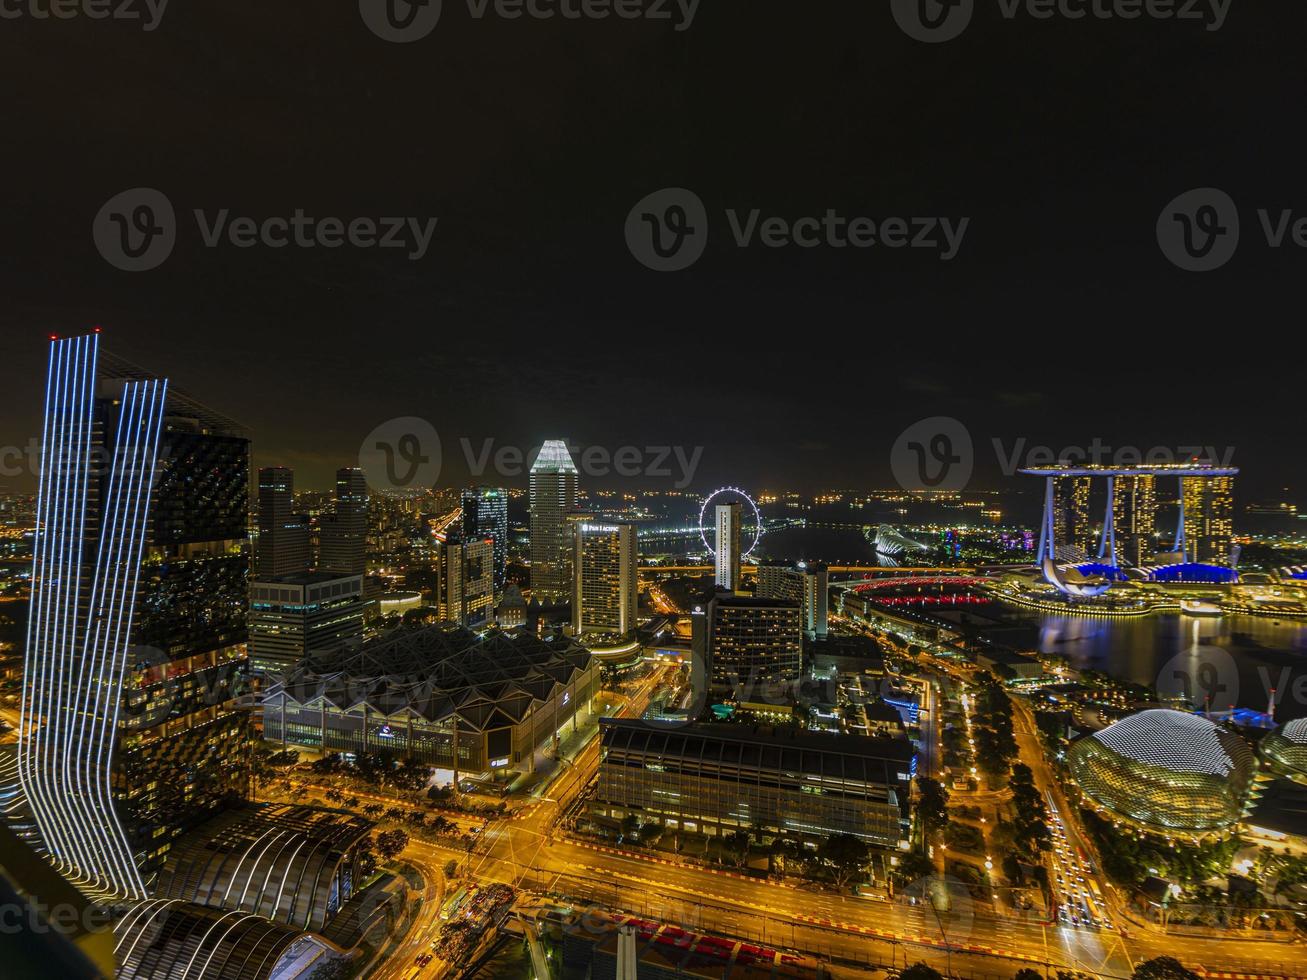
[20,335,96,878]
[17,337,58,859]
[18,334,167,899]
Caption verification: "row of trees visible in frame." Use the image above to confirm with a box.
[1080,810,1241,888]
[310,751,431,792]
[969,671,1019,782]
[897,956,1200,980]
[617,816,878,889]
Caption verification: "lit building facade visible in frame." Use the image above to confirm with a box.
[256,466,310,577]
[461,485,509,599]
[594,720,912,849]
[249,572,365,677]
[1068,709,1255,837]
[573,522,638,637]
[529,440,578,601]
[1112,474,1156,567]
[700,594,803,698]
[439,533,495,627]
[319,467,368,576]
[756,561,828,638]
[714,501,742,591]
[1183,474,1236,566]
[18,334,252,898]
[1053,475,1093,559]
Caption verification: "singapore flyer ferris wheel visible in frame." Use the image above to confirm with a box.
[697,487,763,559]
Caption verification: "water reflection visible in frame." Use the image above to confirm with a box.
[1016,609,1307,722]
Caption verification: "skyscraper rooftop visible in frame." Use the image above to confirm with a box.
[531,439,578,475]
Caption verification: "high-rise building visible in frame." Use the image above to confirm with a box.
[573,522,638,637]
[249,572,365,677]
[714,502,742,591]
[1053,475,1094,558]
[700,594,803,698]
[756,561,828,638]
[462,485,508,598]
[18,334,251,898]
[256,466,310,577]
[1113,474,1157,567]
[1183,474,1236,566]
[439,533,495,627]
[320,466,368,576]
[529,440,578,601]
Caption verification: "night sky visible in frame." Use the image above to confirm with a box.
[0,1,1302,498]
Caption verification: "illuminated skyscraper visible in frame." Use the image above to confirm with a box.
[461,485,508,599]
[1183,474,1236,566]
[1053,475,1093,558]
[573,522,638,637]
[529,440,578,601]
[256,466,310,577]
[320,466,368,576]
[18,334,251,898]
[714,502,742,591]
[439,533,495,627]
[1113,474,1156,567]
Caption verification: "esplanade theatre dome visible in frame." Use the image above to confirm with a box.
[1068,709,1254,834]
[1261,717,1307,783]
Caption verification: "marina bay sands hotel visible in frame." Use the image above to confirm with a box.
[1020,463,1236,597]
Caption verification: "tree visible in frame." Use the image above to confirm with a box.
[620,814,640,840]
[375,828,410,860]
[1014,971,1044,980]
[900,964,944,980]
[1133,958,1200,980]
[916,777,950,837]
[443,859,458,879]
[817,834,869,889]
[893,850,935,886]
[1001,853,1023,886]
[723,830,751,868]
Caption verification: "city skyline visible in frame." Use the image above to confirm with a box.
[3,4,1307,978]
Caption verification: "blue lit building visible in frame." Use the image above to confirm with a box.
[16,333,252,898]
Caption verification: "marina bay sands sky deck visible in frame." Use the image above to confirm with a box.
[1018,463,1239,477]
